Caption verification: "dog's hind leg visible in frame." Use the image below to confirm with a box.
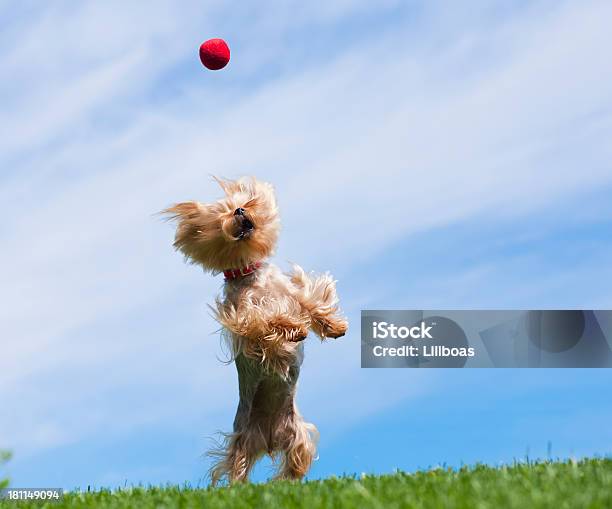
[209,430,264,485]
[273,405,319,481]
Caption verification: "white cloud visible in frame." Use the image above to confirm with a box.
[1,0,612,467]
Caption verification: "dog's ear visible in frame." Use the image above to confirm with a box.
[161,202,203,222]
[213,176,242,196]
[162,202,208,253]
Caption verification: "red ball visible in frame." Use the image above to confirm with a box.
[199,38,230,71]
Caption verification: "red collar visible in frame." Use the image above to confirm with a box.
[223,261,262,281]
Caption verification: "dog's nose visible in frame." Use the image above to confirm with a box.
[234,208,245,216]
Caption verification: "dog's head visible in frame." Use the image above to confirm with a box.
[163,177,280,272]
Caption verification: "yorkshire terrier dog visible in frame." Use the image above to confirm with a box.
[163,177,347,484]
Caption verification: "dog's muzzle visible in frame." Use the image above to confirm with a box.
[234,209,255,239]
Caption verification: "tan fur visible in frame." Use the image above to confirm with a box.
[163,176,347,484]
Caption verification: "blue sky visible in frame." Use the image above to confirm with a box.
[1,0,611,489]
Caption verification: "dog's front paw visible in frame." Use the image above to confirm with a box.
[289,332,308,342]
[323,318,348,339]
[269,321,309,343]
[287,325,308,342]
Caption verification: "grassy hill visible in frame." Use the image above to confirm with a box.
[2,458,610,508]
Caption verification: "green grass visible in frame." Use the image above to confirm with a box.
[0,450,11,491]
[2,458,611,508]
